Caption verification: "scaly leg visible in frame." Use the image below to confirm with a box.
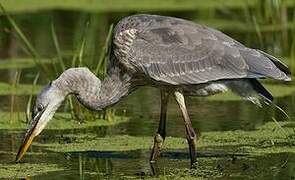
[150,90,169,163]
[174,90,197,167]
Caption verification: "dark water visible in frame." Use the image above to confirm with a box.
[1,89,295,179]
[0,10,295,179]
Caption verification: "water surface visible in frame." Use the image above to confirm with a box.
[0,9,295,179]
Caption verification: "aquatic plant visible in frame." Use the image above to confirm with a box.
[0,4,115,122]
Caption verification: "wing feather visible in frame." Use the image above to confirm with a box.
[115,15,290,85]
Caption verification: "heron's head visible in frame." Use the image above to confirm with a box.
[16,82,65,162]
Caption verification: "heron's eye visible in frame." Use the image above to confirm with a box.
[37,104,44,112]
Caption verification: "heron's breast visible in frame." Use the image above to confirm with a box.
[183,83,228,96]
[113,28,138,71]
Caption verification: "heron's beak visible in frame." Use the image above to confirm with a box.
[15,109,44,162]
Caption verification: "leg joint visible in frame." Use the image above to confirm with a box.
[154,133,165,143]
[187,134,197,141]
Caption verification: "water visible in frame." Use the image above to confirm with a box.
[1,89,295,179]
[0,9,295,179]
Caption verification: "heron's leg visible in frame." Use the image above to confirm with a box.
[150,90,169,163]
[174,90,197,167]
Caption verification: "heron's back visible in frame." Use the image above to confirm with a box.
[112,14,290,86]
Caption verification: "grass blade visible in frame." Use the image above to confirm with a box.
[95,24,113,76]
[72,18,89,67]
[252,15,263,48]
[10,70,21,123]
[78,34,86,67]
[51,21,66,71]
[26,72,40,123]
[0,3,50,77]
[0,3,38,58]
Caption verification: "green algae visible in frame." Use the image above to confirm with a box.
[0,163,64,179]
[39,121,295,155]
[157,153,295,179]
[157,161,222,179]
[0,112,128,130]
[0,121,294,179]
[34,121,294,179]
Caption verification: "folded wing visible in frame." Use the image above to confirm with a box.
[126,16,290,85]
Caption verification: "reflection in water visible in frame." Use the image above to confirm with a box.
[0,86,295,178]
[0,10,295,179]
[0,91,295,178]
[1,142,294,179]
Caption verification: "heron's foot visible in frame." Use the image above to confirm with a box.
[150,160,160,176]
[150,133,164,163]
[187,137,197,168]
[191,160,198,169]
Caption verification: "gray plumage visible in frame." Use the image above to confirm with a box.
[34,14,291,112]
[19,14,291,165]
[114,15,290,84]
[112,14,290,103]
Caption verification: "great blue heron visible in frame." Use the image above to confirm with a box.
[16,14,291,167]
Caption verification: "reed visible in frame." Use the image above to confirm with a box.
[49,18,115,121]
[1,4,116,121]
[0,3,50,77]
[1,0,295,123]
[10,70,21,123]
[290,8,295,75]
[25,73,40,123]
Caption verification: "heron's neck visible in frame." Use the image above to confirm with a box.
[53,67,132,111]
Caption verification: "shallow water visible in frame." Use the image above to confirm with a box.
[1,90,295,179]
[0,9,295,179]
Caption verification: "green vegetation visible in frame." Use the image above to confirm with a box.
[0,121,293,179]
[38,122,295,154]
[0,58,51,69]
[0,163,64,179]
[0,0,283,14]
[199,19,295,32]
[0,112,128,130]
[0,3,114,121]
[0,0,295,179]
[0,82,42,95]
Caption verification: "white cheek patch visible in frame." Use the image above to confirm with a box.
[35,105,59,136]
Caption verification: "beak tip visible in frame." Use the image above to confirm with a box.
[15,151,23,163]
[16,113,42,163]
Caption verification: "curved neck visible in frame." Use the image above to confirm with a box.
[53,67,132,111]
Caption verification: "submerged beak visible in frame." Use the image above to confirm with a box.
[16,110,44,162]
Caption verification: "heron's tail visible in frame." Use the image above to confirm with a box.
[226,79,290,120]
[258,50,291,81]
[225,79,273,106]
[248,79,273,103]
